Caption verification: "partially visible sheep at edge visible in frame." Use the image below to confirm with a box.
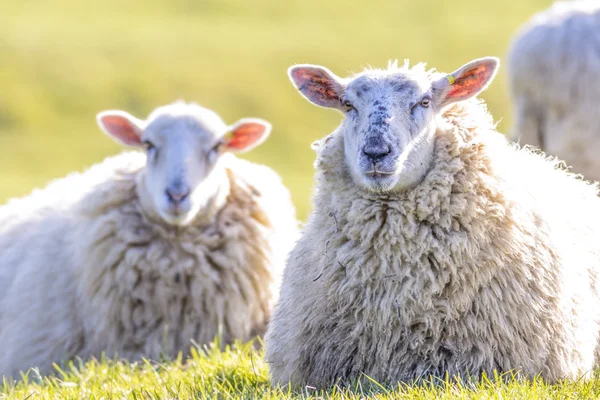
[0,101,298,379]
[508,0,600,180]
[266,57,600,388]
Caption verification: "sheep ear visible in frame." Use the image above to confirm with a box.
[432,57,499,109]
[288,64,346,109]
[223,118,271,153]
[96,110,145,147]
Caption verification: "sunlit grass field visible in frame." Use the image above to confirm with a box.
[4,0,592,398]
[3,342,600,400]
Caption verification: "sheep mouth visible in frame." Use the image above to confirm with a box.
[363,170,398,190]
[159,205,194,226]
[364,170,395,179]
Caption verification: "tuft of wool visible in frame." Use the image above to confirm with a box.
[266,98,600,387]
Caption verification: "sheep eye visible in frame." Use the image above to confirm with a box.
[419,97,431,108]
[208,140,224,160]
[342,100,356,112]
[212,140,223,153]
[143,140,156,152]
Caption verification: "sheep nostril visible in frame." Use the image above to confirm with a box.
[363,145,391,162]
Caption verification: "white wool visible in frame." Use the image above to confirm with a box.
[0,149,298,379]
[508,0,600,180]
[267,62,600,387]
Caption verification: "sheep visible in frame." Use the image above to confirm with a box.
[508,0,600,180]
[265,57,600,388]
[0,101,298,380]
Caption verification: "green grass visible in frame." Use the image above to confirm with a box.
[0,0,552,220]
[2,342,600,399]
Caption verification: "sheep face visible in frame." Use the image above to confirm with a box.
[137,113,226,225]
[289,58,500,192]
[96,102,271,225]
[339,73,438,191]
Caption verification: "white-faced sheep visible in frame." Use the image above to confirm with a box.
[508,0,600,180]
[0,101,298,379]
[265,57,600,388]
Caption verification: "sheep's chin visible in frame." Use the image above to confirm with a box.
[359,172,399,193]
[158,209,196,226]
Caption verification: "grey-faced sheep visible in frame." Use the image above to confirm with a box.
[0,101,298,379]
[265,57,600,388]
[508,0,600,180]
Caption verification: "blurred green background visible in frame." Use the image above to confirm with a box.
[0,0,550,220]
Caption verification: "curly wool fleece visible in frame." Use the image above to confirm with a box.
[266,98,600,387]
[0,151,297,379]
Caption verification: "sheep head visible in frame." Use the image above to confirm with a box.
[288,57,499,192]
[96,102,271,225]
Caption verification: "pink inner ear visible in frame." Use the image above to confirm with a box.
[290,67,342,108]
[101,115,142,146]
[447,64,493,100]
[292,69,340,102]
[226,123,266,151]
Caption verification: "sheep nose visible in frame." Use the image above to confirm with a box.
[363,144,391,162]
[165,187,190,206]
